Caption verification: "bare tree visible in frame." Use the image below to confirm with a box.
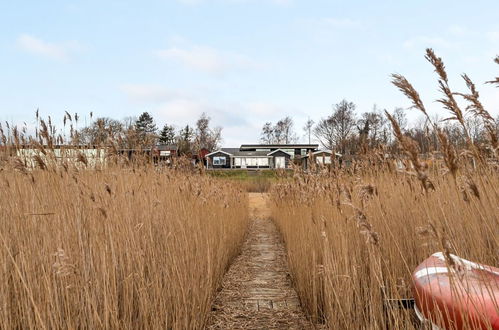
[260,122,274,144]
[357,105,388,148]
[275,116,297,144]
[314,100,357,153]
[467,115,486,144]
[80,117,123,145]
[392,107,408,132]
[314,117,336,150]
[260,117,297,144]
[303,118,314,144]
[193,113,223,152]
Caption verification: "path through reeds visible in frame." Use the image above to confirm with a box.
[207,193,314,329]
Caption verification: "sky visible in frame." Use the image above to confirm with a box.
[0,0,498,146]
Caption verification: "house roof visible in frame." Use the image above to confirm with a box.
[207,145,321,158]
[221,148,271,156]
[302,150,342,158]
[239,144,319,150]
[313,150,333,155]
[220,148,240,154]
[267,148,292,156]
[206,149,234,157]
[207,148,273,157]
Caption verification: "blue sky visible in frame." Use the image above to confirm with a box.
[1,0,498,146]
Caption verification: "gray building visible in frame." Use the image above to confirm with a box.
[205,144,319,169]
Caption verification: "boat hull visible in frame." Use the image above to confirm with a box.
[412,252,499,329]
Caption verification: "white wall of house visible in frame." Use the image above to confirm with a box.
[234,157,269,167]
[17,148,107,168]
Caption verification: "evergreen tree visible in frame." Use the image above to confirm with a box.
[135,112,157,145]
[178,125,194,155]
[159,124,175,145]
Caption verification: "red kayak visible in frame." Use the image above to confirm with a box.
[413,252,499,329]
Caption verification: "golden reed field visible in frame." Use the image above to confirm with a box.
[0,50,497,329]
[270,50,499,329]
[0,161,248,329]
[271,161,498,329]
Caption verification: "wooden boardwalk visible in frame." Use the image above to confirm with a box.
[207,193,314,329]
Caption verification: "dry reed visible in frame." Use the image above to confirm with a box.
[0,162,248,329]
[270,163,498,328]
[270,50,499,329]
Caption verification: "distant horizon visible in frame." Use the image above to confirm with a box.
[1,0,498,146]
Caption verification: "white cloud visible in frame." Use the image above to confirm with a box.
[153,98,249,129]
[120,83,247,126]
[155,99,209,123]
[119,81,304,144]
[16,34,83,60]
[241,102,291,119]
[152,99,298,145]
[155,44,258,75]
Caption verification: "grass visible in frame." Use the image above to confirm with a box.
[0,163,248,329]
[207,169,287,193]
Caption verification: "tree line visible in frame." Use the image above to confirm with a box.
[260,51,499,157]
[260,100,499,156]
[78,112,222,155]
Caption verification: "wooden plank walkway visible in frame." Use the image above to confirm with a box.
[207,193,314,329]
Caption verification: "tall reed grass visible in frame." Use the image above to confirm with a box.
[271,164,498,328]
[0,162,248,329]
[270,50,499,328]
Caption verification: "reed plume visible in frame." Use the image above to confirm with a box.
[487,55,499,86]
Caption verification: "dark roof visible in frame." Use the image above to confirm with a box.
[220,148,240,154]
[220,148,270,156]
[240,144,318,150]
[301,150,342,158]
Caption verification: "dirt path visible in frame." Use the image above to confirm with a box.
[207,193,314,329]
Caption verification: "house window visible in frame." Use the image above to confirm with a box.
[258,158,269,166]
[213,156,226,165]
[316,155,331,164]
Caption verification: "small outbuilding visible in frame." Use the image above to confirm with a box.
[205,150,233,169]
[301,150,342,169]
